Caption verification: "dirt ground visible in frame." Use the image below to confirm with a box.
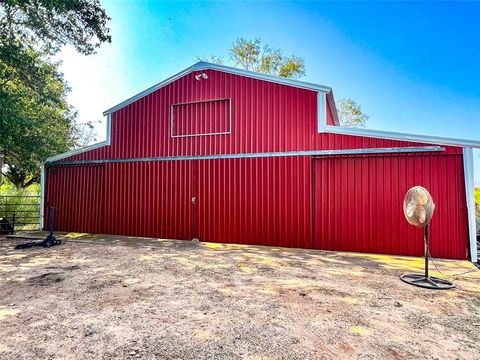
[0,233,479,360]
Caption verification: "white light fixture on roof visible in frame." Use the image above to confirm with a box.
[195,72,208,81]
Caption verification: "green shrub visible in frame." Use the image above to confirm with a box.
[1,179,40,231]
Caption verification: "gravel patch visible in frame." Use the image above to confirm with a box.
[0,237,479,359]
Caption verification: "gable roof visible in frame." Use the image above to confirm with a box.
[103,61,333,116]
[46,61,479,166]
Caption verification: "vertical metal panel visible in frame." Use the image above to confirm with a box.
[195,156,312,248]
[313,153,469,259]
[45,165,104,233]
[46,156,312,248]
[57,69,463,163]
[44,68,470,260]
[172,98,230,137]
[103,160,193,240]
[45,151,469,259]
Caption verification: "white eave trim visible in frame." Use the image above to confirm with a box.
[463,148,478,262]
[319,125,480,148]
[47,146,445,166]
[45,114,112,163]
[103,61,332,116]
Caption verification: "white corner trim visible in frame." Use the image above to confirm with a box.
[317,92,327,133]
[46,114,112,163]
[105,113,112,145]
[323,125,480,148]
[103,61,332,116]
[326,91,340,126]
[40,164,45,230]
[463,148,477,262]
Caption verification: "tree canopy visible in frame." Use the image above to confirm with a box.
[0,0,111,188]
[200,38,305,79]
[200,38,368,128]
[0,45,76,187]
[336,98,369,128]
[0,0,111,56]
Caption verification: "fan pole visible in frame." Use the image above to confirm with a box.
[424,224,429,279]
[400,222,454,290]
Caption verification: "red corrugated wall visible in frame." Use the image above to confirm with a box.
[44,69,470,259]
[313,153,468,259]
[57,69,462,161]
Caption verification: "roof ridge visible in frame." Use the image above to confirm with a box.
[103,61,331,116]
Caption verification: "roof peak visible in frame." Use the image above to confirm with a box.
[103,61,331,116]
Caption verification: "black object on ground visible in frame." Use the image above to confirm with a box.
[15,207,61,250]
[0,218,13,235]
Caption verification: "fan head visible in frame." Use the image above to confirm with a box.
[403,186,435,228]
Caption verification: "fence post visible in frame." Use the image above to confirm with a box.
[0,151,3,187]
[12,212,16,234]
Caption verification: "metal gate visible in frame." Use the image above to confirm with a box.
[0,195,41,234]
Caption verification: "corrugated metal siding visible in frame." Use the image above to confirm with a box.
[313,152,469,259]
[196,157,312,248]
[45,153,468,259]
[101,161,193,240]
[173,98,230,136]
[46,157,313,249]
[326,99,335,126]
[45,165,105,233]
[58,69,462,163]
[46,161,194,240]
[44,68,470,260]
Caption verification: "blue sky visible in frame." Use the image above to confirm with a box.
[58,1,480,182]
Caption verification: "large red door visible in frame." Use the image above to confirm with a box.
[101,161,195,240]
[195,157,313,248]
[313,153,469,259]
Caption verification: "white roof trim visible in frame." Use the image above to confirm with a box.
[46,140,108,163]
[322,125,480,148]
[103,61,332,116]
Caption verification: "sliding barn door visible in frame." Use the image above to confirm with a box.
[313,153,469,259]
[45,164,105,233]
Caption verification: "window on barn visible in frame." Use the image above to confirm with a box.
[171,98,231,137]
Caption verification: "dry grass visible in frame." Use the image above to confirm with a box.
[0,234,479,359]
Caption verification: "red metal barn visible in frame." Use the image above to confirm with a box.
[42,62,479,261]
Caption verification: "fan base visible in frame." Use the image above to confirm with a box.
[400,274,454,290]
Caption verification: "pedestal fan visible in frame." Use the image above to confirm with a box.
[400,186,454,290]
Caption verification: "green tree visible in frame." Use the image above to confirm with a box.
[200,38,305,79]
[0,0,111,56]
[0,0,111,188]
[1,46,76,187]
[337,98,369,128]
[200,38,368,127]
